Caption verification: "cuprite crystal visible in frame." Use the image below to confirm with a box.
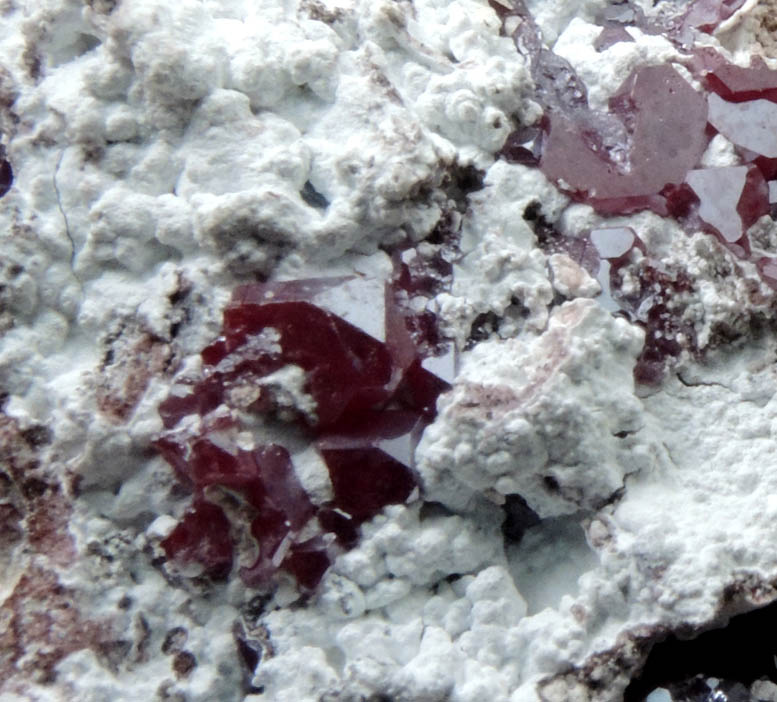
[280,536,332,591]
[317,410,423,523]
[704,55,777,102]
[161,500,234,580]
[680,0,746,35]
[541,65,708,209]
[155,262,454,589]
[594,25,634,52]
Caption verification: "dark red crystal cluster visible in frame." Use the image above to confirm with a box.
[495,0,777,382]
[155,251,454,590]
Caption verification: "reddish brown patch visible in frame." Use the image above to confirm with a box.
[0,566,116,691]
[0,414,40,477]
[0,413,75,564]
[97,323,176,423]
[25,485,76,565]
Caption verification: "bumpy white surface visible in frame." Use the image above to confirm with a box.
[419,298,647,516]
[3,0,777,701]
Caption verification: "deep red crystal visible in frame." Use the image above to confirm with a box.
[161,501,234,580]
[156,261,453,590]
[317,410,422,523]
[281,537,332,591]
[317,508,360,549]
[706,56,777,103]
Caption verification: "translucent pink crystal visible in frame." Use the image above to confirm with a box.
[498,125,543,166]
[594,25,634,52]
[541,65,708,207]
[757,258,777,291]
[281,537,331,591]
[489,0,588,113]
[681,0,746,34]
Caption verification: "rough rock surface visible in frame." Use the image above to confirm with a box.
[4,0,777,701]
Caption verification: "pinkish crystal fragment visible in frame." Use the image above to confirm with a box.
[162,501,234,580]
[705,55,777,102]
[158,379,223,429]
[757,257,777,290]
[489,0,588,113]
[252,444,316,530]
[594,25,634,52]
[681,0,746,34]
[498,126,543,166]
[738,166,770,230]
[187,440,264,503]
[240,506,292,587]
[541,65,707,207]
[708,93,777,157]
[186,441,316,530]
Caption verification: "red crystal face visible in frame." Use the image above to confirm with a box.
[155,253,454,590]
[540,65,708,207]
[161,501,234,581]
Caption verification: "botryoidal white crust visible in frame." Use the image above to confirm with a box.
[1,0,777,701]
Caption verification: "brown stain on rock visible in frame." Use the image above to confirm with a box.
[97,320,176,423]
[0,413,75,565]
[0,566,116,692]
